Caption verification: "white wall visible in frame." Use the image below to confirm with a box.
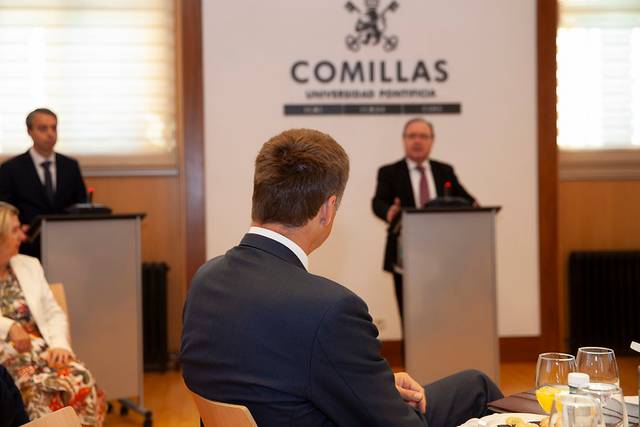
[202,0,539,339]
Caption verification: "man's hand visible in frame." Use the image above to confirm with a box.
[42,348,74,368]
[8,323,32,353]
[394,372,426,414]
[386,197,402,223]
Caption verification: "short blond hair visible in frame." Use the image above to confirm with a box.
[0,202,19,245]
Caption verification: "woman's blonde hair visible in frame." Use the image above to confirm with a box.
[0,202,19,244]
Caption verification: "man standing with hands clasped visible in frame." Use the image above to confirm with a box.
[181,128,501,427]
[372,118,477,317]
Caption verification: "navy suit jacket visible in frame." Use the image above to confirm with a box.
[0,364,29,427]
[181,233,425,427]
[372,159,475,272]
[0,150,87,226]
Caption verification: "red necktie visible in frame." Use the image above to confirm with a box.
[416,165,430,207]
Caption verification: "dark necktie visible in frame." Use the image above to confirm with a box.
[416,165,430,207]
[41,160,54,202]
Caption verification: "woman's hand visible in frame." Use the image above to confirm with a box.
[43,348,74,368]
[8,323,32,352]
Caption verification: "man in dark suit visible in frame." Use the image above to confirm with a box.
[0,108,87,257]
[181,128,501,427]
[372,118,476,317]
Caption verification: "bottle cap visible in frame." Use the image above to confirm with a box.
[568,372,590,388]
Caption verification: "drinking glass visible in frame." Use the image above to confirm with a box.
[581,383,627,427]
[551,393,604,427]
[535,352,577,413]
[576,347,620,386]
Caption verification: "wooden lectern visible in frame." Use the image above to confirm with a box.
[36,213,150,424]
[401,207,501,384]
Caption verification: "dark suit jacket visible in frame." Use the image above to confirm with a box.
[372,158,475,272]
[0,150,87,225]
[0,151,87,257]
[181,233,425,427]
[0,365,29,427]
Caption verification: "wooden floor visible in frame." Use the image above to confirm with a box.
[104,357,639,427]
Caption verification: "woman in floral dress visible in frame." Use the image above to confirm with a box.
[0,202,105,426]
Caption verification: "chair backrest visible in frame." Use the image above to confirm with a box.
[49,283,68,317]
[191,392,258,427]
[20,406,81,427]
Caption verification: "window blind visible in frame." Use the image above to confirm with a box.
[0,0,176,171]
[557,0,640,150]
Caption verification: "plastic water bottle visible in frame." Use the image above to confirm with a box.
[569,372,590,394]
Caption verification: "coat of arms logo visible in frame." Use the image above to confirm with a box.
[345,0,399,52]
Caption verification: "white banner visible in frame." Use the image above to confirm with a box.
[203,0,539,339]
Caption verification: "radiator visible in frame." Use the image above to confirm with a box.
[142,262,169,371]
[568,251,640,356]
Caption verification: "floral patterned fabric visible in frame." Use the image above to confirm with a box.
[0,269,105,426]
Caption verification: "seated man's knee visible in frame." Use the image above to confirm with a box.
[457,369,503,399]
[454,369,487,382]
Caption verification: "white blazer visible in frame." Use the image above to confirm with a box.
[0,254,71,352]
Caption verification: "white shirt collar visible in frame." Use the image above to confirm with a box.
[29,147,55,165]
[29,147,57,188]
[247,226,309,270]
[405,157,430,172]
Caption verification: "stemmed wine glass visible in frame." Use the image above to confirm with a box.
[535,352,577,413]
[576,347,620,386]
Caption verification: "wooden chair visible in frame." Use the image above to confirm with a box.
[191,392,258,427]
[20,406,81,426]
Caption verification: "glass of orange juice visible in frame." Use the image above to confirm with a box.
[535,352,576,413]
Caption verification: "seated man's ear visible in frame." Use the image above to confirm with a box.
[319,195,338,225]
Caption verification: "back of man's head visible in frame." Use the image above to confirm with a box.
[252,129,350,228]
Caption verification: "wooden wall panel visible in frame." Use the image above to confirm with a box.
[497,0,558,361]
[85,175,185,352]
[178,0,206,286]
[536,0,560,353]
[558,180,640,348]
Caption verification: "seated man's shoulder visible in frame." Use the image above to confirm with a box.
[306,272,352,294]
[304,273,368,312]
[190,254,226,281]
[189,250,368,316]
